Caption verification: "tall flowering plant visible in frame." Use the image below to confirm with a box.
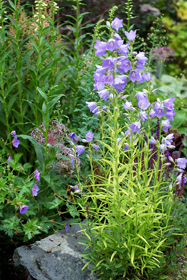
[73,14,187,280]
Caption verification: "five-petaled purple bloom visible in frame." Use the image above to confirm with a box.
[85,131,93,142]
[111,17,123,31]
[176,158,187,170]
[65,220,70,232]
[125,30,136,41]
[12,137,20,148]
[76,145,85,156]
[92,144,100,150]
[35,170,40,182]
[70,132,76,139]
[7,156,12,167]
[20,205,28,214]
[32,184,39,196]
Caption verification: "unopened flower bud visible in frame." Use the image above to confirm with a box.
[169,156,174,163]
[106,21,110,27]
[82,139,87,143]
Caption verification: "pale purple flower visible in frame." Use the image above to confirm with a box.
[98,89,109,101]
[71,157,75,168]
[123,101,135,111]
[138,97,150,110]
[76,145,85,156]
[70,132,76,139]
[136,52,148,63]
[92,144,100,150]
[124,143,129,151]
[117,43,129,55]
[129,122,141,133]
[32,184,39,196]
[85,131,93,142]
[86,102,97,112]
[65,220,70,232]
[142,72,151,82]
[75,186,81,193]
[121,59,131,73]
[106,39,118,52]
[136,90,147,101]
[164,97,175,111]
[92,107,100,115]
[117,138,122,145]
[12,137,20,148]
[35,170,40,182]
[20,205,28,214]
[166,110,175,121]
[125,30,136,41]
[161,119,171,132]
[11,131,16,136]
[111,17,123,31]
[104,74,113,85]
[154,101,165,119]
[94,40,107,57]
[149,109,156,118]
[129,70,140,82]
[176,173,187,186]
[49,238,54,242]
[150,136,156,144]
[176,158,187,169]
[140,111,148,121]
[102,57,114,71]
[7,156,12,167]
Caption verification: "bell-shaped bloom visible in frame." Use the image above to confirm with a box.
[20,205,28,214]
[117,43,129,55]
[98,89,109,101]
[150,136,156,144]
[123,101,135,111]
[35,170,40,182]
[164,97,175,111]
[32,184,39,196]
[136,52,148,63]
[140,111,148,121]
[176,173,187,186]
[104,74,113,85]
[166,110,175,121]
[161,119,171,132]
[65,220,70,232]
[76,145,85,156]
[94,40,107,57]
[142,72,151,82]
[12,137,20,148]
[154,101,165,119]
[138,97,150,110]
[176,158,187,169]
[106,39,118,52]
[102,57,114,71]
[7,156,12,167]
[129,70,141,82]
[111,17,123,31]
[136,90,147,101]
[86,101,97,112]
[92,144,100,150]
[71,157,75,168]
[70,132,76,139]
[125,30,136,41]
[149,109,156,118]
[129,122,141,133]
[85,131,93,142]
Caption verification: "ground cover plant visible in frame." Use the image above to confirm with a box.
[0,0,187,279]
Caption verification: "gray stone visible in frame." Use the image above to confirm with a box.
[13,224,98,280]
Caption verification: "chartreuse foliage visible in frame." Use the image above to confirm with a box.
[66,8,187,280]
